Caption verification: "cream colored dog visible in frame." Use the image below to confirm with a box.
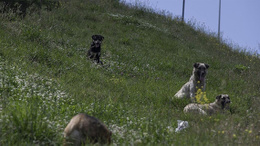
[63,113,112,145]
[174,62,209,102]
[183,94,231,115]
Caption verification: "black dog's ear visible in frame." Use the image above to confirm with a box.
[205,63,209,69]
[216,95,221,100]
[101,36,104,41]
[193,63,200,68]
[92,35,97,40]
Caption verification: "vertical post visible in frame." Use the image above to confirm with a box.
[182,0,185,22]
[218,0,221,40]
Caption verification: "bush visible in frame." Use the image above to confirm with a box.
[0,0,61,18]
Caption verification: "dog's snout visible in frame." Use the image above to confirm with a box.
[200,71,206,78]
[225,97,231,103]
[94,40,101,44]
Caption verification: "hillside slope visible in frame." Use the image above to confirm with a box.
[0,0,259,145]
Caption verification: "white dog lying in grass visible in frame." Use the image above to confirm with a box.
[183,94,231,115]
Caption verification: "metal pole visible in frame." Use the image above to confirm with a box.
[182,0,185,22]
[218,0,221,40]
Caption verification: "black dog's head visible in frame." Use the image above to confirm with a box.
[92,35,104,48]
[193,62,209,82]
[216,94,231,109]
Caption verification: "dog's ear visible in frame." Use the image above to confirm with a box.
[216,95,221,100]
[92,35,97,40]
[205,63,209,69]
[193,63,200,68]
[101,35,104,41]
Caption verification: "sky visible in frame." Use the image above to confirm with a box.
[123,0,260,54]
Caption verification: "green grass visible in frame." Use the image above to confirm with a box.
[0,0,260,145]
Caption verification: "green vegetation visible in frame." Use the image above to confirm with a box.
[0,0,259,145]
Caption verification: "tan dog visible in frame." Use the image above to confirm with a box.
[64,113,112,145]
[183,94,231,115]
[174,62,209,102]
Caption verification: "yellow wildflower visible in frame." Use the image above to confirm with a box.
[214,119,219,122]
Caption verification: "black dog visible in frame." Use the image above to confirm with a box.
[87,35,104,64]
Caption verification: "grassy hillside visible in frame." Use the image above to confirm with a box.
[0,0,259,145]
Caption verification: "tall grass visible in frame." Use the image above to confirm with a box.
[0,0,259,145]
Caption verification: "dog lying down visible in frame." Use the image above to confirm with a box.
[183,94,231,115]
